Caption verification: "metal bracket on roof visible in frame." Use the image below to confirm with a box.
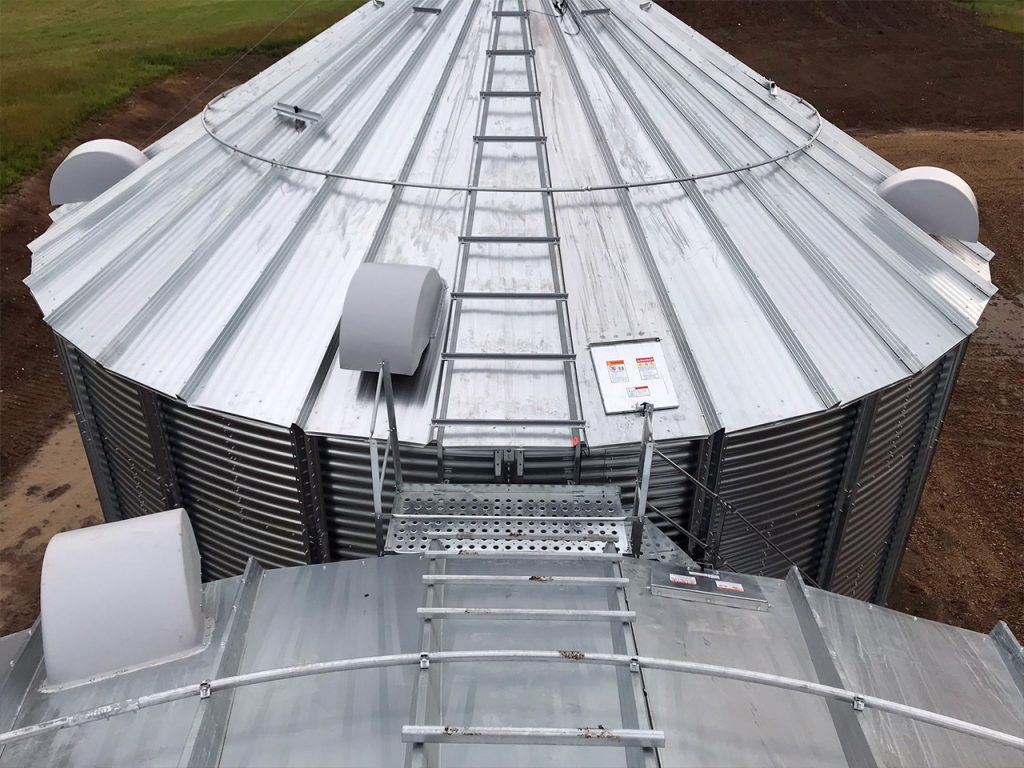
[198,680,212,700]
[372,0,384,7]
[852,695,866,712]
[639,1,652,9]
[273,102,322,131]
[581,7,610,15]
[765,78,780,98]
[412,5,442,13]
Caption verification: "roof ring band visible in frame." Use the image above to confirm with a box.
[199,86,823,195]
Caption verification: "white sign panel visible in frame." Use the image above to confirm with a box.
[590,339,679,414]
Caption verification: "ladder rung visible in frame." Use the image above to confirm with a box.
[431,418,587,427]
[480,90,540,97]
[492,9,528,16]
[474,134,546,143]
[459,235,559,244]
[395,513,626,522]
[424,550,619,561]
[487,48,535,56]
[418,607,636,622]
[441,352,574,361]
[423,530,619,542]
[451,291,567,300]
[395,518,626,524]
[422,575,629,586]
[402,725,666,748]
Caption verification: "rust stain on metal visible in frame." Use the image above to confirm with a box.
[559,649,585,660]
[442,725,479,736]
[582,725,620,741]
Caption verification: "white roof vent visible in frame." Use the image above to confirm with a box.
[49,139,148,206]
[337,263,445,375]
[40,509,204,686]
[877,166,979,242]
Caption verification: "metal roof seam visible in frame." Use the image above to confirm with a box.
[630,6,994,309]
[295,0,484,430]
[604,12,921,374]
[544,3,719,433]
[89,11,434,368]
[573,0,838,408]
[177,8,457,402]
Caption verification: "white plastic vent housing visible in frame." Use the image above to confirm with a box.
[49,139,148,206]
[337,263,444,375]
[40,509,204,686]
[877,166,979,242]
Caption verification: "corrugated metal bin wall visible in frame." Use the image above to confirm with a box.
[56,338,966,601]
[582,439,702,545]
[831,343,966,602]
[712,407,856,580]
[161,402,308,579]
[70,346,164,520]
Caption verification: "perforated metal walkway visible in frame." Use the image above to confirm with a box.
[385,484,630,555]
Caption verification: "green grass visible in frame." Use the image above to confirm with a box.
[959,0,1024,33]
[0,1,361,192]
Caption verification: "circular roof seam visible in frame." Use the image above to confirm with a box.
[200,87,823,194]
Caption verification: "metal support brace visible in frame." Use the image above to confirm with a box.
[876,342,967,603]
[0,622,43,743]
[382,360,404,490]
[139,387,182,510]
[290,426,330,564]
[990,621,1024,696]
[371,361,404,556]
[819,395,878,588]
[53,336,121,521]
[178,559,264,768]
[630,404,655,557]
[785,569,880,768]
[689,429,725,559]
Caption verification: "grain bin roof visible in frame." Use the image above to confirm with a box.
[2,556,1021,765]
[26,0,995,447]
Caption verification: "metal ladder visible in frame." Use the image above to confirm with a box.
[402,546,663,767]
[431,0,584,446]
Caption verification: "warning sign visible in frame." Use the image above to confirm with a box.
[715,580,745,593]
[605,359,628,383]
[590,339,679,414]
[636,356,660,380]
[669,573,697,586]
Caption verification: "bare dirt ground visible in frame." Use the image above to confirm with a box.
[1,3,1021,638]
[859,130,1024,637]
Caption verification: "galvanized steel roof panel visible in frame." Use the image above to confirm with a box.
[2,556,1019,766]
[26,0,995,447]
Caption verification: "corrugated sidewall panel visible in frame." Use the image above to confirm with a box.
[77,354,164,519]
[319,438,441,560]
[161,402,307,580]
[715,407,855,578]
[831,358,945,601]
[581,439,701,545]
